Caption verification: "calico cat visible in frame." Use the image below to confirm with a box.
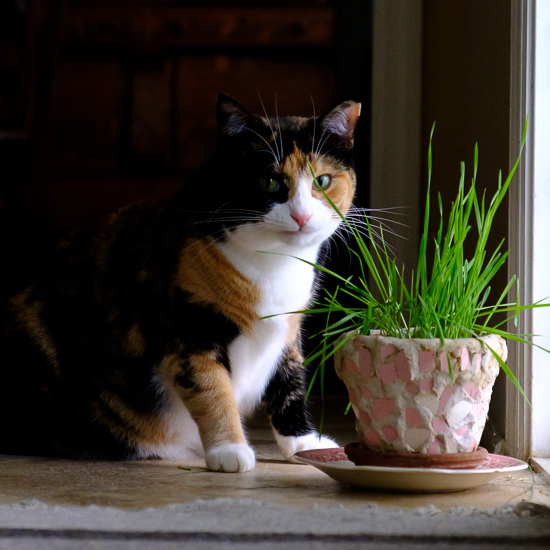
[0,94,361,472]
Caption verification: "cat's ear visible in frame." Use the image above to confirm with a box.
[318,101,361,148]
[216,93,257,137]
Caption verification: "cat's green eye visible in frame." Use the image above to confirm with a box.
[316,174,332,190]
[260,176,280,193]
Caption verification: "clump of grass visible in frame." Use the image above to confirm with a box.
[292,119,548,407]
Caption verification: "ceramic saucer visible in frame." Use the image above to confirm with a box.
[294,447,528,493]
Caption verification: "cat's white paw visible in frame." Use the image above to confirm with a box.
[274,431,339,463]
[205,443,256,473]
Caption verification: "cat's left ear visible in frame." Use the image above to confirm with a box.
[216,93,257,138]
[318,101,361,149]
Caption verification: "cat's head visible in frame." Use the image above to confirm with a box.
[187,93,361,254]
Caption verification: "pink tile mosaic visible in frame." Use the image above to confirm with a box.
[348,387,358,406]
[342,358,360,374]
[438,385,454,413]
[363,429,381,447]
[460,347,470,371]
[405,428,431,448]
[419,378,434,392]
[474,353,482,372]
[395,351,412,381]
[382,426,398,441]
[463,382,481,400]
[337,334,504,454]
[439,352,456,372]
[418,351,437,372]
[359,410,371,424]
[379,363,398,384]
[358,347,372,377]
[360,386,372,400]
[372,398,394,420]
[472,402,486,419]
[432,418,448,433]
[455,425,468,436]
[406,407,424,426]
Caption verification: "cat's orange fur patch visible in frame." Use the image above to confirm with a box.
[282,143,310,200]
[314,171,356,214]
[124,324,146,358]
[176,237,260,333]
[9,289,60,374]
[92,390,169,446]
[281,146,356,214]
[276,347,307,410]
[175,351,246,450]
[310,157,356,214]
[286,346,303,365]
[286,312,304,348]
[159,353,182,381]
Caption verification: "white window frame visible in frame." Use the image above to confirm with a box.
[506,0,550,462]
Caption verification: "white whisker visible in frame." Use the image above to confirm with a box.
[309,92,316,156]
[257,89,281,164]
[346,214,410,230]
[346,219,408,241]
[349,204,410,215]
[240,126,278,164]
[316,122,335,156]
[274,91,284,162]
[315,125,330,157]
[319,145,345,158]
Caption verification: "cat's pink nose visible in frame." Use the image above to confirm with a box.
[291,212,312,230]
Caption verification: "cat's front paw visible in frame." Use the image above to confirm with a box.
[274,431,339,463]
[205,443,256,473]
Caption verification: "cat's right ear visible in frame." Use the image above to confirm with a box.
[318,100,361,149]
[216,94,256,138]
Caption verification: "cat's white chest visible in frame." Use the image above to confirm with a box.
[227,316,288,414]
[218,241,318,415]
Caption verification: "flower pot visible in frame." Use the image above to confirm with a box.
[334,333,507,455]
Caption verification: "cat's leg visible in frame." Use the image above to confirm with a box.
[175,351,255,473]
[264,347,339,463]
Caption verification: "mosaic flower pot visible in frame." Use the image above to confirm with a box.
[334,333,507,454]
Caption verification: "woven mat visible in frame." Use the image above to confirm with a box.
[0,498,549,549]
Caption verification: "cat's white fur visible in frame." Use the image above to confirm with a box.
[205,443,256,473]
[274,432,337,463]
[140,173,339,469]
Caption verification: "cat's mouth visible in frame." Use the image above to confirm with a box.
[279,228,314,237]
[277,227,323,245]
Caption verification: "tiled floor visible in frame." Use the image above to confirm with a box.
[0,409,548,513]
